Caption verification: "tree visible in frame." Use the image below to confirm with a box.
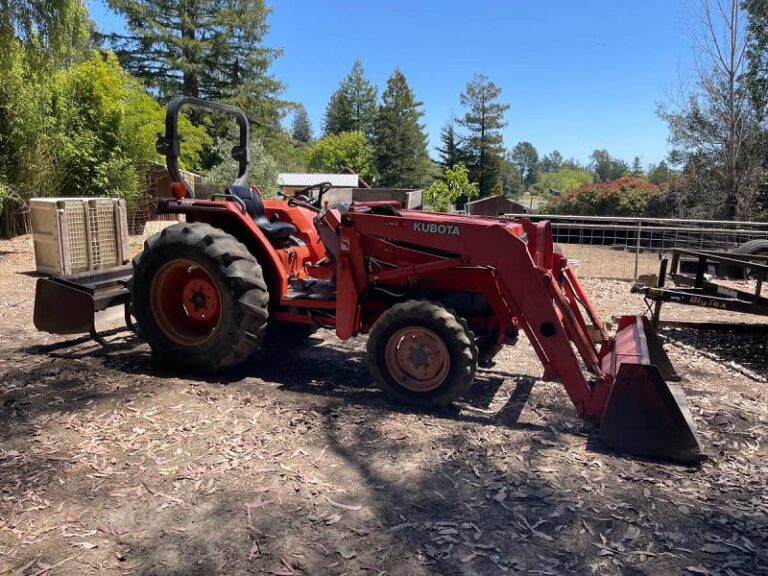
[436,117,469,171]
[291,104,313,143]
[534,168,593,194]
[208,134,279,198]
[57,52,210,196]
[539,150,563,173]
[1,0,92,229]
[658,0,760,219]
[631,156,644,177]
[589,149,628,182]
[2,50,209,208]
[103,0,285,131]
[307,131,374,182]
[373,69,431,188]
[0,0,90,68]
[323,90,353,136]
[510,142,539,187]
[424,163,479,212]
[562,157,584,170]
[647,160,674,184]
[323,59,377,137]
[265,134,309,172]
[745,0,768,119]
[501,152,523,196]
[458,73,510,196]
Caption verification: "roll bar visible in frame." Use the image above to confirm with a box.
[155,96,250,198]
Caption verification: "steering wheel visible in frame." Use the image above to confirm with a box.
[295,181,333,209]
[277,190,322,213]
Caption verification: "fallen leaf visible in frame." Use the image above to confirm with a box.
[686,566,710,575]
[326,497,362,511]
[324,513,341,525]
[336,546,356,560]
[700,544,730,554]
[623,525,641,542]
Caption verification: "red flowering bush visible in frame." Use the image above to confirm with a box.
[544,177,667,217]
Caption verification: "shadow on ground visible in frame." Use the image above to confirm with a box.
[661,327,768,378]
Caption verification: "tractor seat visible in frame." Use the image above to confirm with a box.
[226,185,297,239]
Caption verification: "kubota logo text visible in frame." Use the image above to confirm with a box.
[413,221,460,236]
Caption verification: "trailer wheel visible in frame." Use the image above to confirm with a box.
[733,239,768,278]
[734,239,768,255]
[131,223,269,371]
[367,300,477,408]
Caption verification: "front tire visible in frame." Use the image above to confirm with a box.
[131,223,269,371]
[366,300,477,408]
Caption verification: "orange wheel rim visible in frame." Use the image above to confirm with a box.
[150,258,222,346]
[384,327,450,392]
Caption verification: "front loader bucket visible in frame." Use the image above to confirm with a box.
[599,316,705,463]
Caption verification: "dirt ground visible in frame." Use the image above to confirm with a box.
[0,234,766,576]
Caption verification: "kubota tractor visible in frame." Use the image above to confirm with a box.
[36,97,705,463]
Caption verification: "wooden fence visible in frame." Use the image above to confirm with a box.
[0,197,30,238]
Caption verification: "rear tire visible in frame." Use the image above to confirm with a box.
[131,223,269,371]
[366,300,477,408]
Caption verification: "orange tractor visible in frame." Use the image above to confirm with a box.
[36,98,704,462]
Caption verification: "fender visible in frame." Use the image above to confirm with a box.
[158,197,289,299]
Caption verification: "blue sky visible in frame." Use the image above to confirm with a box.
[89,0,693,167]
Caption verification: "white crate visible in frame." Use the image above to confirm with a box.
[30,198,130,275]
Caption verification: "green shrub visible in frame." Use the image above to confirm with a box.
[424,163,479,212]
[0,49,210,204]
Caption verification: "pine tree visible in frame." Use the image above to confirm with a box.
[323,59,377,137]
[458,73,510,196]
[436,118,469,171]
[291,104,313,143]
[510,142,539,187]
[323,90,354,136]
[539,150,563,173]
[373,69,431,188]
[103,0,285,131]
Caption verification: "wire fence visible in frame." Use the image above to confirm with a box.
[507,214,768,280]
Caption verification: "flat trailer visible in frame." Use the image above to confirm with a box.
[632,248,768,331]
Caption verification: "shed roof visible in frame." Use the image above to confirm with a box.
[277,173,361,188]
[465,194,522,207]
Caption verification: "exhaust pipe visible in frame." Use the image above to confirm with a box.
[599,316,705,463]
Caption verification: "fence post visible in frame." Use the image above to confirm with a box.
[634,220,642,279]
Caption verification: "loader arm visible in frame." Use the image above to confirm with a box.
[339,209,600,416]
[337,207,703,462]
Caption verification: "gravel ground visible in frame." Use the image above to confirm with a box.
[0,235,766,576]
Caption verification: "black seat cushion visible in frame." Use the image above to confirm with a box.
[226,185,297,239]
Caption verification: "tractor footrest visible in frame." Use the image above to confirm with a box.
[286,279,336,301]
